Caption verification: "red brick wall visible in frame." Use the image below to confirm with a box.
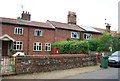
[92,33,101,39]
[2,24,55,55]
[28,27,55,55]
[2,24,102,55]
[2,24,29,54]
[55,29,80,42]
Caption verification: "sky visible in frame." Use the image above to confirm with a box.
[0,0,119,31]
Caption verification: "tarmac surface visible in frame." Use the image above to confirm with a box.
[2,64,102,79]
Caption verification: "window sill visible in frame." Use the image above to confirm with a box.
[71,37,80,39]
[45,50,51,52]
[14,34,23,36]
[34,36,43,37]
[14,50,23,51]
[33,50,42,52]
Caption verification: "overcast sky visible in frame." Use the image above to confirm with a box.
[0,0,119,31]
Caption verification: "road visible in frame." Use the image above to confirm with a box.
[65,67,119,79]
[2,66,119,81]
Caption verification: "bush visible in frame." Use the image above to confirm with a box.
[52,41,89,54]
[88,39,101,51]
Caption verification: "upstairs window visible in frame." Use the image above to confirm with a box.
[33,42,42,51]
[34,29,43,37]
[45,43,51,51]
[13,41,23,51]
[71,32,80,39]
[14,27,23,35]
[84,34,92,40]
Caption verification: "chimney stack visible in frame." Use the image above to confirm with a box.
[21,11,31,21]
[106,23,111,33]
[68,11,77,24]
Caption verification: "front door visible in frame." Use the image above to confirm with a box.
[2,41,8,56]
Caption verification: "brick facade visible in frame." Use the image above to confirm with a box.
[55,28,81,42]
[0,11,115,55]
[1,23,55,55]
[1,22,102,55]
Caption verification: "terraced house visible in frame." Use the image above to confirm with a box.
[0,11,115,56]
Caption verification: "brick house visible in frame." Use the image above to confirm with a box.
[0,11,55,56]
[0,11,116,56]
[47,11,103,41]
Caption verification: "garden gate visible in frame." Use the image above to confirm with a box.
[0,56,15,75]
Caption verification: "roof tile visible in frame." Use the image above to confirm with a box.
[47,21,85,31]
[0,17,53,29]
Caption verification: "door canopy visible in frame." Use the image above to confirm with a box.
[0,34,15,42]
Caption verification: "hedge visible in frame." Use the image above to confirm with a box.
[88,39,101,51]
[52,41,89,54]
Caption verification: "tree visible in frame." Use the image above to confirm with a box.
[97,31,120,53]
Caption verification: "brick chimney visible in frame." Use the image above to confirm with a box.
[21,11,31,21]
[106,23,111,33]
[68,11,77,24]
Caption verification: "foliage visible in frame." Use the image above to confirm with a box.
[9,48,14,52]
[52,31,120,54]
[88,39,101,51]
[97,31,120,52]
[52,41,89,54]
[110,36,120,52]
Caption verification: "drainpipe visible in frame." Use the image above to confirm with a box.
[27,28,30,55]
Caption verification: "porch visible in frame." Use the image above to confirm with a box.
[0,34,15,56]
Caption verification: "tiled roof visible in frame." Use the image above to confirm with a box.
[47,20,85,31]
[0,17,54,29]
[0,17,116,33]
[92,27,116,33]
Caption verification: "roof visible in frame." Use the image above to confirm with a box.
[0,17,116,34]
[80,25,101,33]
[92,27,116,33]
[47,20,85,31]
[0,34,15,42]
[0,17,54,29]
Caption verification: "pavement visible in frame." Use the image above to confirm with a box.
[2,64,104,79]
[3,65,102,79]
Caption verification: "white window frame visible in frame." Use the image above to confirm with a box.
[14,27,23,35]
[71,32,80,39]
[45,43,51,51]
[34,29,43,37]
[33,42,42,51]
[13,41,23,51]
[84,34,92,40]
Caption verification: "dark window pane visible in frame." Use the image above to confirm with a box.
[20,42,22,44]
[17,45,19,50]
[34,46,36,50]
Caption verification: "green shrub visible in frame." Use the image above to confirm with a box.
[88,39,101,51]
[52,41,89,54]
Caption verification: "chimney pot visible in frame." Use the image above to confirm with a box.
[106,23,111,33]
[25,11,27,14]
[21,11,31,21]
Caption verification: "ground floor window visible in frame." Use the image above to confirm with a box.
[13,41,23,50]
[33,42,42,51]
[45,43,51,51]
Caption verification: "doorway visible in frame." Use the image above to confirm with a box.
[2,41,9,56]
